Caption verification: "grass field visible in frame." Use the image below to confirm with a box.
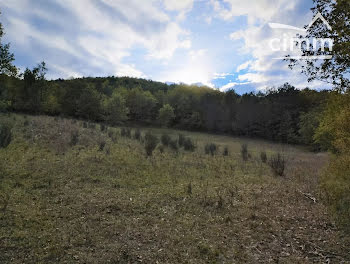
[0,113,349,263]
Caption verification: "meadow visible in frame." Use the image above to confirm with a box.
[0,113,349,263]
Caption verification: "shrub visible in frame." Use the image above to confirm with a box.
[223,147,229,156]
[241,143,249,161]
[121,128,131,138]
[268,153,286,176]
[178,134,185,147]
[69,130,79,146]
[125,128,131,138]
[169,139,179,152]
[144,132,159,156]
[99,140,106,151]
[183,137,196,152]
[121,128,127,137]
[205,143,218,156]
[0,124,12,148]
[260,151,267,163]
[161,134,171,146]
[108,130,117,143]
[134,129,141,141]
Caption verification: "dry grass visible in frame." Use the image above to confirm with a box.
[0,113,349,263]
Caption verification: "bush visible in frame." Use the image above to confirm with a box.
[134,129,141,141]
[126,128,131,138]
[223,147,229,156]
[178,134,185,147]
[121,128,131,138]
[241,143,249,161]
[183,137,196,152]
[121,128,126,137]
[161,134,171,146]
[268,153,286,176]
[69,130,79,146]
[322,154,350,232]
[260,151,267,163]
[205,143,218,156]
[169,139,178,152]
[144,132,159,156]
[99,140,106,151]
[0,124,12,148]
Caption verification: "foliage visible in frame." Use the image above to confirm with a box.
[205,143,218,156]
[268,153,286,177]
[0,123,11,148]
[178,134,186,147]
[183,137,196,152]
[223,146,229,156]
[161,133,171,146]
[288,0,350,89]
[260,151,267,163]
[144,131,159,156]
[0,12,17,76]
[69,130,79,146]
[169,139,179,152]
[158,104,175,127]
[241,144,249,161]
[104,91,129,125]
[134,129,141,141]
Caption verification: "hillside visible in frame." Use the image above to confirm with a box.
[0,113,349,263]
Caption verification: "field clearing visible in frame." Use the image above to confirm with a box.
[0,114,349,263]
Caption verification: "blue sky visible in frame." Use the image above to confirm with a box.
[0,0,331,93]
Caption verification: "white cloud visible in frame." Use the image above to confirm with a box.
[236,60,252,72]
[163,0,194,11]
[1,0,191,78]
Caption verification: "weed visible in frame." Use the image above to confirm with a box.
[241,143,249,161]
[269,153,286,176]
[183,137,196,152]
[260,151,267,163]
[169,139,178,152]
[99,140,106,151]
[134,129,141,141]
[223,146,229,156]
[178,134,185,147]
[0,124,12,148]
[161,134,171,146]
[205,143,218,156]
[144,131,158,156]
[69,130,79,146]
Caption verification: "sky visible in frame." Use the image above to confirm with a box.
[0,0,332,93]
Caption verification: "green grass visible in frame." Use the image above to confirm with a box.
[0,113,349,263]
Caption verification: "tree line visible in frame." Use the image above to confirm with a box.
[0,72,333,149]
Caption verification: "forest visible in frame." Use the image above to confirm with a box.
[0,73,333,150]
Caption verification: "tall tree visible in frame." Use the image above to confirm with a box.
[0,11,17,76]
[288,0,350,89]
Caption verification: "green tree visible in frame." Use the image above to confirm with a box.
[288,0,350,89]
[104,91,129,125]
[76,84,101,120]
[158,104,174,127]
[0,11,17,76]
